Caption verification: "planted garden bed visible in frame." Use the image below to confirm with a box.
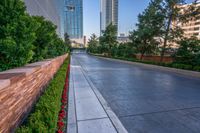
[16,57,70,133]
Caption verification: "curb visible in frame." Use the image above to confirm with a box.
[67,55,128,133]
[67,56,78,133]
[82,69,128,133]
[75,55,128,133]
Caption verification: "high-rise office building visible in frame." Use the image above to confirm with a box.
[64,0,83,39]
[172,1,200,39]
[24,0,65,39]
[54,0,65,39]
[100,0,118,35]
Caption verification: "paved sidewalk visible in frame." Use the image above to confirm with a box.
[67,56,127,133]
[70,52,200,133]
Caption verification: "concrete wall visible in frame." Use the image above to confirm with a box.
[0,54,68,132]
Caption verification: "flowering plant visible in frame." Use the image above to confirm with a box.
[57,64,70,132]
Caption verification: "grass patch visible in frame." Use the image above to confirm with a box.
[16,57,70,133]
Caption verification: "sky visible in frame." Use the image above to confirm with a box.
[83,0,194,38]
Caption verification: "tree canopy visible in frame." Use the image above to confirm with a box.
[0,0,69,71]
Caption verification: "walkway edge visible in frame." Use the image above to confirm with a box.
[81,68,128,133]
[93,55,200,78]
[67,57,77,133]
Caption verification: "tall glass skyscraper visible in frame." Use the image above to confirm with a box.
[54,0,65,39]
[100,0,118,35]
[64,0,83,39]
[24,0,65,39]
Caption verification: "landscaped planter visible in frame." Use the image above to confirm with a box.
[0,54,68,132]
[57,64,70,133]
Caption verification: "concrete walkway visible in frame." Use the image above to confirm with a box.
[67,55,127,133]
[69,52,200,133]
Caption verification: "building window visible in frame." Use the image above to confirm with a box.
[66,5,75,11]
[194,27,199,31]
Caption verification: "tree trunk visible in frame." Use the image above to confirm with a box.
[160,13,173,62]
[140,51,145,60]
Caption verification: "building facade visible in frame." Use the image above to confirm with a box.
[54,0,65,39]
[64,0,83,39]
[117,33,130,43]
[172,2,200,39]
[100,0,118,35]
[24,0,65,39]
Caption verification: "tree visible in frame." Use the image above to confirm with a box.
[46,32,67,58]
[129,0,162,60]
[116,42,136,58]
[99,23,118,55]
[175,37,200,66]
[64,33,71,50]
[31,16,58,62]
[0,0,68,71]
[87,34,99,53]
[158,0,197,62]
[0,0,38,71]
[130,0,195,62]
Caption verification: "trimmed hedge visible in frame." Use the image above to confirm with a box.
[16,57,70,133]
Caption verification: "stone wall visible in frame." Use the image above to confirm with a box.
[0,54,68,132]
[135,54,174,63]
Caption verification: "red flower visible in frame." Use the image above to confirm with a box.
[57,121,65,128]
[57,129,63,133]
[57,64,70,132]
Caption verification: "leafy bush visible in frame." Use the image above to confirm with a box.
[193,66,200,72]
[115,42,136,58]
[183,65,193,70]
[0,0,69,71]
[175,37,200,66]
[31,16,56,62]
[16,57,69,133]
[0,0,38,71]
[31,16,69,62]
[46,34,68,59]
[172,64,184,69]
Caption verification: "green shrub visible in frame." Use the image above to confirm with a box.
[171,63,193,70]
[175,37,200,66]
[31,16,57,62]
[16,57,69,133]
[31,16,68,62]
[183,64,193,70]
[172,64,184,69]
[0,0,38,71]
[193,66,200,72]
[164,63,173,67]
[0,0,69,72]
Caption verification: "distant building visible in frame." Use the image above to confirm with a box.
[117,33,130,43]
[24,0,64,39]
[172,1,200,39]
[64,0,83,40]
[83,36,87,47]
[100,0,118,35]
